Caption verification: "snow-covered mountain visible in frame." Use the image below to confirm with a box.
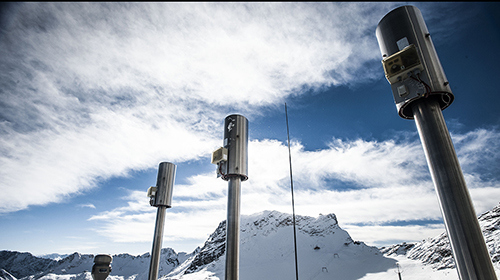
[2,206,500,280]
[0,251,56,279]
[170,210,396,280]
[0,211,395,280]
[381,203,500,271]
[0,249,194,280]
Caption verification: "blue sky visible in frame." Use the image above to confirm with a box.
[1,2,500,256]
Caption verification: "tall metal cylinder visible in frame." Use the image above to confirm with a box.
[221,114,248,280]
[152,162,176,208]
[223,115,249,181]
[376,5,453,119]
[148,162,176,280]
[412,99,496,280]
[148,206,166,280]
[225,177,241,280]
[376,5,497,280]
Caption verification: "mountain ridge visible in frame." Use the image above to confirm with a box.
[1,210,392,280]
[2,205,500,280]
[381,203,500,270]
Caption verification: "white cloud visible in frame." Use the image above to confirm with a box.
[0,2,396,214]
[78,203,96,209]
[88,130,500,249]
[0,107,219,213]
[88,190,227,245]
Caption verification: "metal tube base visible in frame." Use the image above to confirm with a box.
[148,206,167,280]
[412,98,497,280]
[225,177,241,280]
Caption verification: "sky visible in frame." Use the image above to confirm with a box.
[1,2,500,257]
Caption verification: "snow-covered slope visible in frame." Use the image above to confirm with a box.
[0,251,55,279]
[38,254,70,262]
[4,205,500,280]
[381,203,500,271]
[1,211,396,280]
[0,249,193,280]
[165,210,396,280]
[0,269,17,280]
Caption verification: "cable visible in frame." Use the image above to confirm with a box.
[285,102,300,280]
[218,162,227,180]
[409,72,431,97]
[417,74,431,97]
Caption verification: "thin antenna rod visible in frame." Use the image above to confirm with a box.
[396,263,403,280]
[285,102,299,280]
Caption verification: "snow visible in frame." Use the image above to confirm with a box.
[361,256,500,280]
[3,206,500,280]
[38,254,70,262]
[0,269,18,280]
[359,255,459,280]
[165,211,399,280]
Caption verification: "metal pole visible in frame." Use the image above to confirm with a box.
[376,5,497,280]
[147,162,176,280]
[148,206,166,280]
[412,99,497,280]
[396,263,403,280]
[212,114,248,280]
[225,177,241,280]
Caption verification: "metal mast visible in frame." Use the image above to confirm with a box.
[212,114,249,280]
[285,103,300,280]
[376,6,496,280]
[147,162,176,280]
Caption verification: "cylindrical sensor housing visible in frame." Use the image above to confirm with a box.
[92,254,112,280]
[153,162,176,207]
[376,5,454,119]
[223,114,248,181]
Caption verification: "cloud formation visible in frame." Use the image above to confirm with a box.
[0,2,497,253]
[0,2,398,213]
[78,203,96,209]
[89,128,500,250]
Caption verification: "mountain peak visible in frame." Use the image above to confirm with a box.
[241,210,339,237]
[6,205,500,280]
[181,210,374,278]
[0,251,56,279]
